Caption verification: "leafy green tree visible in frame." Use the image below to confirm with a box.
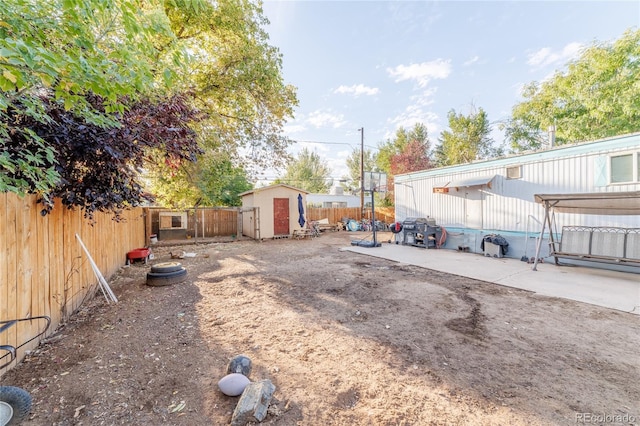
[163,0,298,176]
[198,159,253,207]
[343,148,378,194]
[146,153,251,208]
[1,0,297,217]
[0,0,176,194]
[276,148,331,193]
[434,106,499,166]
[505,29,640,151]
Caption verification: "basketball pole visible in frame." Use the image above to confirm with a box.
[371,183,378,247]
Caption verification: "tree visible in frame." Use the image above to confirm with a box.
[277,148,331,193]
[1,0,176,195]
[434,106,499,166]
[147,154,252,208]
[343,148,378,194]
[390,140,431,175]
[505,29,640,151]
[376,123,430,174]
[163,0,298,177]
[375,123,432,206]
[12,94,202,219]
[197,158,252,207]
[1,0,298,218]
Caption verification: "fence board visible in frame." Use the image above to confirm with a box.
[5,194,18,364]
[48,200,64,327]
[146,207,239,242]
[36,207,50,330]
[0,193,6,345]
[306,207,396,225]
[62,204,77,318]
[0,194,144,374]
[371,207,396,224]
[306,207,361,224]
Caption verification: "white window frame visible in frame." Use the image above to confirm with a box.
[159,211,188,230]
[609,152,639,184]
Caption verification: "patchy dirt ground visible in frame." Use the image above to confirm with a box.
[2,231,639,425]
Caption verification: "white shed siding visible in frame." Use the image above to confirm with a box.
[395,133,640,235]
[240,184,308,239]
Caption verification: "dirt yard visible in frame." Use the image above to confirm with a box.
[2,231,639,425]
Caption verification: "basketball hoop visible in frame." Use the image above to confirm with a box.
[364,172,387,193]
[351,171,388,248]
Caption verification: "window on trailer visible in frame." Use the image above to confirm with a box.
[610,153,634,183]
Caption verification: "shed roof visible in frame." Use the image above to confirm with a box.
[534,191,640,215]
[239,184,309,197]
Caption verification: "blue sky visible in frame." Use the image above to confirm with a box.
[261,0,640,184]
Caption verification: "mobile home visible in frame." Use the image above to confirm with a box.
[394,132,640,262]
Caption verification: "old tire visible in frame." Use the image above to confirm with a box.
[146,268,187,287]
[150,261,183,274]
[0,386,32,425]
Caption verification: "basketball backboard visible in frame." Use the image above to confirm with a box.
[363,171,387,193]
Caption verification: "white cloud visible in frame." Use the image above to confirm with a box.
[463,55,480,66]
[387,59,452,88]
[293,141,331,154]
[307,110,347,129]
[334,84,380,97]
[283,123,306,134]
[527,42,583,69]
[388,104,440,136]
[337,149,351,159]
[411,87,438,106]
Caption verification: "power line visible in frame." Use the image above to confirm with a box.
[255,177,353,181]
[289,138,379,151]
[292,139,352,146]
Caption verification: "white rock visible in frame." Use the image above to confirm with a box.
[218,373,251,396]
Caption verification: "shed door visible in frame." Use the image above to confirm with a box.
[273,198,290,235]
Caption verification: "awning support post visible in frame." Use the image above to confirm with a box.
[532,202,550,271]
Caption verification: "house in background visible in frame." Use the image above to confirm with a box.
[307,185,360,208]
[394,132,640,264]
[239,184,309,239]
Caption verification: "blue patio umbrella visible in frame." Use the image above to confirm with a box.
[297,194,306,227]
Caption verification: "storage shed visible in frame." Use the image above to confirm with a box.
[239,184,310,239]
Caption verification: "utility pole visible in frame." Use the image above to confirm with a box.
[358,127,364,218]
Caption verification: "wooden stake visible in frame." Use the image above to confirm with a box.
[75,234,118,303]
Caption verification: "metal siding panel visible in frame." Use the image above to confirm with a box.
[394,136,640,235]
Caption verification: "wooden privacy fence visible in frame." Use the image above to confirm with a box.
[0,194,145,375]
[306,206,396,225]
[144,206,398,242]
[144,207,240,241]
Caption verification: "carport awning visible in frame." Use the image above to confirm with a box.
[433,175,495,193]
[534,191,640,215]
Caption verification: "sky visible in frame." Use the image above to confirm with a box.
[260,0,640,186]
